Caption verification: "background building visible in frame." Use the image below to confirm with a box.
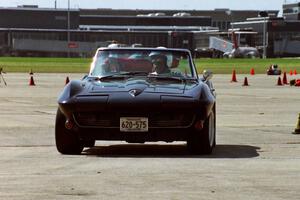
[80,9,278,31]
[231,2,300,57]
[0,6,279,57]
[283,2,300,20]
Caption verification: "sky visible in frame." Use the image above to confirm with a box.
[0,0,294,11]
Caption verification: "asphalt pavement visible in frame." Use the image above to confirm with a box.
[0,73,300,200]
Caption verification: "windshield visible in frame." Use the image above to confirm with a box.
[89,49,196,79]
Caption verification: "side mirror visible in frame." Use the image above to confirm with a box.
[203,69,213,82]
[81,74,88,80]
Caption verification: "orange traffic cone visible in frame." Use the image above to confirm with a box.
[294,69,297,75]
[250,68,255,75]
[282,72,288,85]
[29,75,35,86]
[231,70,237,82]
[277,77,283,86]
[292,113,300,134]
[243,77,249,86]
[289,70,293,76]
[65,76,70,85]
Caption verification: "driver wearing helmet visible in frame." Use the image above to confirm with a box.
[149,52,170,75]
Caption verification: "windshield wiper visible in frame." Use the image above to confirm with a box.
[147,75,197,82]
[119,71,149,76]
[147,75,184,82]
[93,71,149,81]
[94,75,126,81]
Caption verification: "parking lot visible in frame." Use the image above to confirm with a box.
[0,73,300,200]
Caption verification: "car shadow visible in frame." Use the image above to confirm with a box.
[82,144,260,158]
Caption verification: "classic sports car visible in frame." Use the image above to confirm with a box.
[55,48,216,155]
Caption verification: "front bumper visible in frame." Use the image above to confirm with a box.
[72,111,198,142]
[76,126,195,142]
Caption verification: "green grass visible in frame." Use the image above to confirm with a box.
[0,57,91,73]
[1,57,300,74]
[195,58,300,74]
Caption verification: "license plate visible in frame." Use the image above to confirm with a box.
[120,117,148,132]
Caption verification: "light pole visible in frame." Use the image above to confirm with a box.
[67,0,70,57]
[262,17,267,59]
[225,10,233,31]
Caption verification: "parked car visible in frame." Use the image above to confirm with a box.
[55,47,216,155]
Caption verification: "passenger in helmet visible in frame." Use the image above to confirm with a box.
[149,52,170,75]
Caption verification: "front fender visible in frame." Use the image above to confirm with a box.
[58,80,83,104]
[199,83,216,118]
[57,80,84,118]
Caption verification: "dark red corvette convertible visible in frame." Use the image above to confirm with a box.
[55,48,216,155]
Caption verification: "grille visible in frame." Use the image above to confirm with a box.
[73,112,195,128]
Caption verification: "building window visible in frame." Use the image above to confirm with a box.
[283,6,300,14]
[212,21,217,27]
[222,21,227,30]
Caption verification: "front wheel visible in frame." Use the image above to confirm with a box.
[55,108,83,155]
[187,108,216,155]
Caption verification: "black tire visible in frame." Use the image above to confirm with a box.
[55,108,83,155]
[213,105,216,147]
[187,108,216,155]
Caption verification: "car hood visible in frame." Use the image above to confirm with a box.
[58,77,212,119]
[88,78,195,94]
